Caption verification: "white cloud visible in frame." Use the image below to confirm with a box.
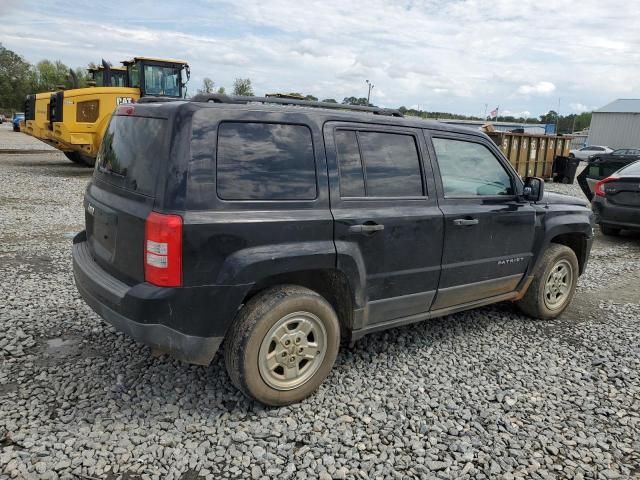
[2,0,640,116]
[516,82,556,96]
[502,110,532,118]
[569,102,591,113]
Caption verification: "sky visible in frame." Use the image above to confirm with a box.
[1,0,639,118]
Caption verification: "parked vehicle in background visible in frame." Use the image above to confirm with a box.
[578,148,640,200]
[590,148,640,163]
[12,113,25,132]
[0,114,5,124]
[72,95,594,405]
[592,160,640,235]
[569,145,612,161]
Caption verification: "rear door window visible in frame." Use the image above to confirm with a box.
[97,116,166,196]
[216,122,317,201]
[335,130,424,198]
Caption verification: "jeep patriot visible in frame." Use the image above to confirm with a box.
[72,95,594,405]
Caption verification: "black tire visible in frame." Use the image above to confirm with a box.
[569,153,575,158]
[80,154,96,167]
[224,285,340,406]
[516,244,579,320]
[600,224,621,236]
[64,152,83,164]
[13,126,19,132]
[63,151,95,167]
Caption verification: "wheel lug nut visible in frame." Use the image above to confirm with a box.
[289,357,295,363]
[281,352,287,357]
[285,339,290,346]
[298,347,303,354]
[295,337,301,344]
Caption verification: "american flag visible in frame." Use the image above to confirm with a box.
[489,107,499,118]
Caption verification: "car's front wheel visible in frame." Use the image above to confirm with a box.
[516,244,579,319]
[224,285,340,406]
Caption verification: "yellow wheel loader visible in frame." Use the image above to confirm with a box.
[23,61,129,163]
[49,57,190,166]
[24,57,190,166]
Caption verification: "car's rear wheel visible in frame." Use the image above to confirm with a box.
[224,285,340,406]
[600,224,621,236]
[569,153,575,158]
[516,244,579,319]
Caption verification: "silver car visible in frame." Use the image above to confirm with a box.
[569,145,612,161]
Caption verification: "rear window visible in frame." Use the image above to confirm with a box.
[97,116,166,196]
[216,122,317,201]
[618,160,640,176]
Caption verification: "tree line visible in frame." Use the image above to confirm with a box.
[0,43,593,134]
[0,43,95,112]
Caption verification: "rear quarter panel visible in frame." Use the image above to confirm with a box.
[180,107,335,287]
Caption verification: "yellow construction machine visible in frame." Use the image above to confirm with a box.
[23,57,190,166]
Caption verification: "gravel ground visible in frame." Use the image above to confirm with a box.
[1,130,639,480]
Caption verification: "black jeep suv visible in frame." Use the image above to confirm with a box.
[73,95,594,405]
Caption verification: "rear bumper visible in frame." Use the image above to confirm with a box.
[593,200,640,231]
[72,232,251,365]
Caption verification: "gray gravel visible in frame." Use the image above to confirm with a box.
[1,132,639,479]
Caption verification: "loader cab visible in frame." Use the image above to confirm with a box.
[88,66,128,87]
[123,57,189,98]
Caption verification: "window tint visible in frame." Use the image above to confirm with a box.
[432,138,513,197]
[593,147,604,151]
[335,130,365,197]
[613,149,627,156]
[217,122,317,201]
[97,116,166,196]
[357,132,423,197]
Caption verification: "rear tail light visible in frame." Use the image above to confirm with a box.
[594,176,618,197]
[144,212,183,287]
[116,105,135,116]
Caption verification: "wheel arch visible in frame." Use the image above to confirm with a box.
[549,232,590,275]
[240,269,355,336]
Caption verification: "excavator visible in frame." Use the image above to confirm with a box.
[23,57,190,166]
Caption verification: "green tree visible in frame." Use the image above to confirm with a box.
[198,77,215,94]
[342,96,370,106]
[0,44,35,111]
[217,86,226,95]
[304,94,318,101]
[322,98,338,103]
[233,78,254,96]
[33,59,71,91]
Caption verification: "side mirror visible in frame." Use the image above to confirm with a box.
[523,177,545,202]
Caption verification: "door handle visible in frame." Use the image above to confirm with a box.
[453,218,479,226]
[348,223,384,234]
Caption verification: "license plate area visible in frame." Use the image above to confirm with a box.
[89,204,118,262]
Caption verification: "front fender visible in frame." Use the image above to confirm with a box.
[529,209,594,275]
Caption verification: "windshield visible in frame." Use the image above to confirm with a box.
[111,71,127,87]
[128,63,140,89]
[142,64,181,97]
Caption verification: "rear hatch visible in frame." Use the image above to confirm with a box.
[605,177,640,208]
[85,110,169,284]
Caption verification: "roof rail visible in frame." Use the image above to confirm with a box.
[190,93,404,117]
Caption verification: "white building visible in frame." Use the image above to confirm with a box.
[587,99,640,149]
